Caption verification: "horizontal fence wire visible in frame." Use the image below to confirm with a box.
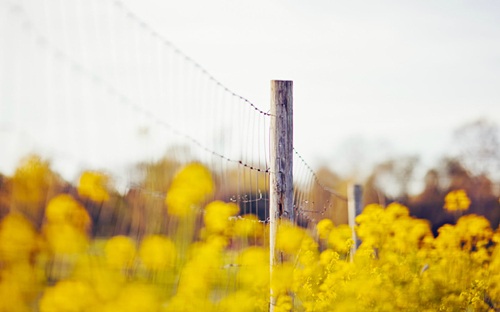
[0,0,348,233]
[112,0,273,117]
[0,1,356,309]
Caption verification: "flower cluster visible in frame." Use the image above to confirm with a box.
[2,160,500,311]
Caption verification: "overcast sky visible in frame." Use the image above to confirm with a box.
[120,0,500,176]
[1,0,500,193]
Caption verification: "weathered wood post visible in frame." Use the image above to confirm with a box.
[269,80,293,311]
[348,184,363,258]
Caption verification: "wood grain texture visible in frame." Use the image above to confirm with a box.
[269,80,293,311]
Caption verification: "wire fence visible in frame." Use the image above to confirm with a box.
[0,0,348,234]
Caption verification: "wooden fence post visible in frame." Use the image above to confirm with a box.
[269,80,293,311]
[348,184,363,257]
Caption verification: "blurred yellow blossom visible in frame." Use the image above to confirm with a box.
[204,200,239,234]
[218,291,257,312]
[44,223,89,254]
[319,249,339,267]
[39,280,97,312]
[444,189,471,211]
[109,283,160,312]
[0,281,31,312]
[165,163,214,216]
[139,235,176,270]
[11,155,52,204]
[0,213,39,263]
[1,261,44,301]
[455,214,493,249]
[238,247,269,290]
[105,235,136,269]
[78,171,110,202]
[271,262,294,295]
[72,255,125,302]
[233,214,263,237]
[274,294,293,312]
[276,222,305,254]
[45,194,91,231]
[328,224,353,254]
[316,219,334,239]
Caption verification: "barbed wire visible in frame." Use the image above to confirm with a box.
[5,0,270,174]
[112,0,272,117]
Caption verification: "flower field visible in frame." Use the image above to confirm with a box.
[1,156,500,311]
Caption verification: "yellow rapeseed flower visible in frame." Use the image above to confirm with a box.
[271,262,294,295]
[0,280,31,312]
[455,214,493,249]
[233,214,263,237]
[319,249,339,267]
[274,294,293,312]
[11,155,51,204]
[444,189,471,211]
[276,223,305,254]
[328,224,353,254]
[204,200,239,234]
[165,163,214,216]
[45,194,91,231]
[237,247,269,290]
[44,223,89,254]
[105,235,136,269]
[39,280,97,312]
[316,219,334,240]
[139,235,176,270]
[0,213,39,263]
[218,291,257,312]
[78,171,110,202]
[1,261,44,301]
[72,255,125,302]
[110,283,161,312]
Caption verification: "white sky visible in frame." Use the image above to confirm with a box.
[121,0,500,175]
[1,0,500,193]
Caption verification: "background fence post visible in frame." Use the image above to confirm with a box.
[348,184,363,257]
[269,80,293,311]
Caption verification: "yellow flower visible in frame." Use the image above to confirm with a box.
[384,202,409,221]
[319,249,339,267]
[139,235,176,270]
[274,294,293,312]
[204,200,239,234]
[1,261,44,301]
[111,284,160,312]
[328,224,353,254]
[233,214,263,237]
[455,214,492,249]
[39,280,97,312]
[11,155,52,204]
[44,223,89,254]
[444,189,471,211]
[218,291,257,312]
[105,235,136,269]
[316,219,334,239]
[276,223,305,254]
[78,171,110,202]
[45,194,91,231]
[72,255,125,302]
[238,246,269,267]
[0,213,39,263]
[0,280,31,312]
[271,262,294,295]
[165,163,214,216]
[238,247,269,290]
